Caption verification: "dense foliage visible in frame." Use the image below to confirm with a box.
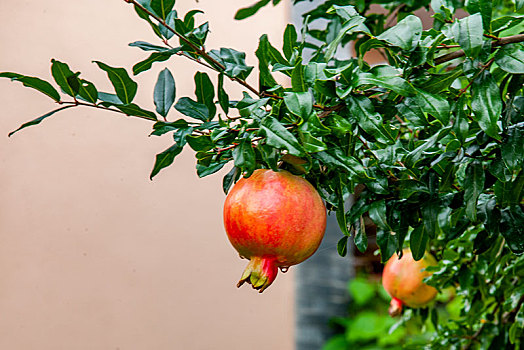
[1,0,523,348]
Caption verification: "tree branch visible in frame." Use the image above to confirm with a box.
[433,34,524,66]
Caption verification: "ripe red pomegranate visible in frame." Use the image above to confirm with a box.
[223,169,326,292]
[382,249,438,316]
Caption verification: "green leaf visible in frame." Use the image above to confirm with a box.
[495,173,524,206]
[234,0,270,20]
[421,68,463,94]
[463,162,485,222]
[112,103,158,121]
[174,97,209,121]
[259,116,305,156]
[217,74,229,114]
[376,15,423,51]
[233,140,256,177]
[283,24,297,61]
[284,91,313,119]
[493,15,524,34]
[471,71,502,139]
[197,160,229,178]
[129,41,171,52]
[298,131,327,153]
[500,206,524,255]
[223,167,240,194]
[356,73,415,96]
[325,16,366,60]
[133,49,180,75]
[403,127,451,167]
[410,225,428,261]
[8,105,74,137]
[50,59,80,97]
[414,88,450,125]
[186,135,214,152]
[291,59,307,92]
[422,200,440,239]
[150,0,175,20]
[194,72,216,118]
[451,13,484,58]
[159,10,177,39]
[209,48,253,80]
[368,200,390,231]
[77,79,98,104]
[377,230,396,263]
[154,68,176,118]
[502,125,523,172]
[466,0,492,30]
[517,0,524,10]
[0,72,61,102]
[346,95,396,144]
[353,216,368,253]
[150,143,183,180]
[314,149,369,179]
[94,61,137,105]
[256,35,279,90]
[134,4,163,39]
[495,43,524,74]
[336,178,349,236]
[337,236,348,257]
[98,92,122,104]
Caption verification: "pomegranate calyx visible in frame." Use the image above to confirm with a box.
[236,256,278,293]
[388,297,404,317]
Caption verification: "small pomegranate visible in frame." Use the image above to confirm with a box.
[223,169,326,292]
[382,249,438,316]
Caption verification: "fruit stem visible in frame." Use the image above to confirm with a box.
[389,297,404,317]
[237,256,278,293]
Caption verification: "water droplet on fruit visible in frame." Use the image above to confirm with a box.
[279,266,289,273]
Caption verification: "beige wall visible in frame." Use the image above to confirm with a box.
[0,1,293,349]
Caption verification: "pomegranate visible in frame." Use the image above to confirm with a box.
[382,248,438,316]
[223,169,326,292]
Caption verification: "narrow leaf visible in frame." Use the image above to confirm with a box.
[471,71,502,139]
[259,116,305,156]
[234,0,270,20]
[0,72,61,102]
[8,105,74,137]
[377,15,423,51]
[451,13,484,58]
[150,144,183,179]
[495,43,524,74]
[464,162,485,221]
[154,68,176,118]
[94,61,137,104]
[150,0,176,20]
[50,59,80,97]
[194,72,216,118]
[410,225,428,261]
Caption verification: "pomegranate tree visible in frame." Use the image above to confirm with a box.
[223,169,327,292]
[382,249,438,316]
